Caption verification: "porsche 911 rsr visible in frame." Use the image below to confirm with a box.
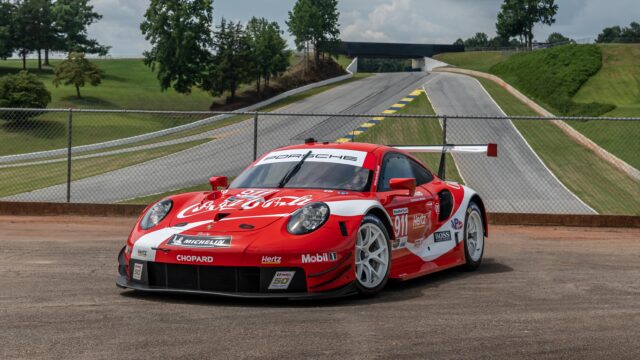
[117,139,496,298]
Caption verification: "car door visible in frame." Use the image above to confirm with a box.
[376,153,433,251]
[406,157,436,249]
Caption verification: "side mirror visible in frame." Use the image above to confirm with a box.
[389,178,416,197]
[207,176,228,200]
[209,176,228,190]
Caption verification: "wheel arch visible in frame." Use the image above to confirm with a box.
[469,194,488,237]
[365,206,395,241]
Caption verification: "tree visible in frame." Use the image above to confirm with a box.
[596,26,622,43]
[453,38,464,46]
[547,32,571,44]
[202,18,250,102]
[52,0,109,56]
[52,52,103,98]
[287,0,340,64]
[496,0,558,49]
[0,1,15,60]
[0,71,51,109]
[245,17,289,97]
[597,22,640,43]
[12,0,42,70]
[141,0,213,94]
[287,0,314,66]
[464,32,490,48]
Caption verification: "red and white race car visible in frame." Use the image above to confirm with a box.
[117,139,496,298]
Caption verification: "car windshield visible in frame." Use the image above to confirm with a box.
[229,162,373,191]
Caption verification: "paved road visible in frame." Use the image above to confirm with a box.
[2,215,639,359]
[423,71,594,214]
[6,73,428,203]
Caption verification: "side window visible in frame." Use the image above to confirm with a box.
[409,159,434,185]
[378,154,413,191]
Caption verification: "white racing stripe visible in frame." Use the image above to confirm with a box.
[256,149,367,167]
[131,220,213,261]
[406,186,473,262]
[326,200,383,217]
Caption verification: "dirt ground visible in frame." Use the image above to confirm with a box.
[0,215,639,360]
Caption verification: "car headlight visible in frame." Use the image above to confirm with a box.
[287,202,330,235]
[140,199,173,230]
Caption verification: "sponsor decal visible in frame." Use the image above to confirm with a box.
[257,149,367,167]
[176,255,214,263]
[137,249,147,257]
[132,263,143,280]
[301,252,338,263]
[392,236,408,250]
[413,213,428,229]
[434,231,452,243]
[168,235,231,248]
[261,256,282,265]
[435,202,440,215]
[268,271,295,290]
[393,207,408,215]
[451,218,463,230]
[177,193,313,218]
[414,237,426,248]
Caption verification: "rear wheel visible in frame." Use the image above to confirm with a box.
[462,202,484,270]
[355,215,391,295]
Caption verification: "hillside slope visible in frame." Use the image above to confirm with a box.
[489,44,614,116]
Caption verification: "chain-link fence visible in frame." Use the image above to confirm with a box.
[1,108,638,215]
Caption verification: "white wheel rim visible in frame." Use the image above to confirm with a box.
[466,211,484,262]
[355,223,389,289]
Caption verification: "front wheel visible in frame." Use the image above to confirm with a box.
[462,202,484,271]
[355,215,391,295]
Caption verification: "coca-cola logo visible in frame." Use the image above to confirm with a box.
[177,190,314,218]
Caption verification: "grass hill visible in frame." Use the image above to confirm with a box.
[0,59,215,110]
[490,44,614,116]
[434,51,512,73]
[435,44,640,169]
[573,44,640,117]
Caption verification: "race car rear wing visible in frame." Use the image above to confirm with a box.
[393,143,498,179]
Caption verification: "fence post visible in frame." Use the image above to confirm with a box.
[66,109,73,203]
[253,112,258,161]
[442,115,447,144]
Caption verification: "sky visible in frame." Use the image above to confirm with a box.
[86,0,640,57]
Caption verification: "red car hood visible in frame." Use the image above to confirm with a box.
[168,188,365,233]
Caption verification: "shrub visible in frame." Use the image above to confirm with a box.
[0,71,51,119]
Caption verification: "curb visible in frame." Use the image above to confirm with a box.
[0,201,637,228]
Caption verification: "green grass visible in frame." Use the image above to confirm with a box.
[356,92,464,184]
[477,77,640,215]
[433,51,513,72]
[574,44,640,116]
[1,72,372,158]
[334,55,354,69]
[0,139,209,197]
[567,44,640,169]
[0,59,216,110]
[489,44,615,116]
[119,183,211,205]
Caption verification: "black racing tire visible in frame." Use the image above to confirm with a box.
[462,201,484,271]
[355,214,392,296]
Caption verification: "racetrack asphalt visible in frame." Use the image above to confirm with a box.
[5,72,429,203]
[423,72,594,214]
[1,215,639,359]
